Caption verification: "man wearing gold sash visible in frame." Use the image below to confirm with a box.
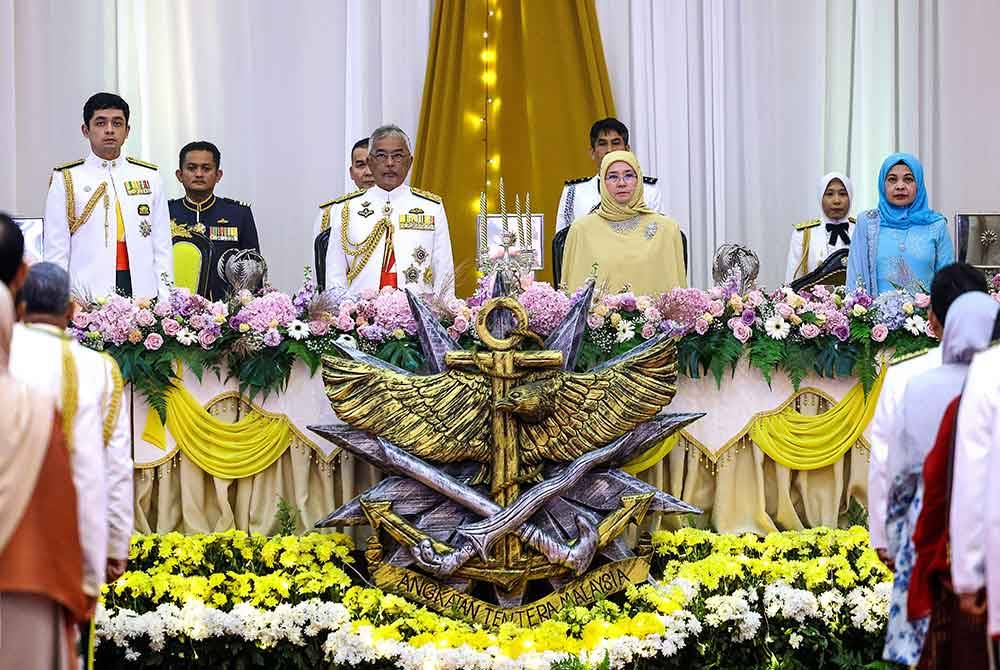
[43,92,173,300]
[321,125,455,296]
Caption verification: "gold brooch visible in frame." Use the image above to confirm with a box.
[981,229,998,247]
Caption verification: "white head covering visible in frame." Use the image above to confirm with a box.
[817,172,853,224]
[0,282,56,553]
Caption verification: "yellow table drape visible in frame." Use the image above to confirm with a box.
[748,368,885,471]
[142,381,295,480]
[412,0,615,294]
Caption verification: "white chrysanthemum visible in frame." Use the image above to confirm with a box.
[175,327,197,345]
[763,582,819,621]
[615,318,636,343]
[904,314,926,335]
[764,315,790,340]
[788,632,803,649]
[287,319,310,340]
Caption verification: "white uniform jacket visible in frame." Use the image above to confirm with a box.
[784,217,855,283]
[321,184,455,297]
[10,324,134,594]
[43,151,173,300]
[867,347,942,550]
[555,174,663,232]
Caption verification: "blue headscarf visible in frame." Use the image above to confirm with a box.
[877,152,944,229]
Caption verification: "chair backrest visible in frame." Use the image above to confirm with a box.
[172,233,211,296]
[789,248,848,292]
[314,228,331,292]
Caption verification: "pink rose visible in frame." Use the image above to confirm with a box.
[914,292,931,309]
[136,309,155,327]
[359,288,378,301]
[708,286,724,300]
[708,300,725,317]
[199,329,218,348]
[732,322,752,343]
[162,318,181,336]
[800,323,821,339]
[309,320,330,336]
[746,290,765,308]
[72,312,91,328]
[871,323,889,342]
[447,326,461,340]
[694,318,710,335]
[143,333,163,350]
[924,321,936,338]
[587,315,605,330]
[153,301,172,318]
[336,314,354,331]
[776,303,794,319]
[641,323,657,339]
[452,316,469,334]
[189,315,208,330]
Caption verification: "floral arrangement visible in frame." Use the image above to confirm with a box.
[73,271,957,412]
[94,527,893,670]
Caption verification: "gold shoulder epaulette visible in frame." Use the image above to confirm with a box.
[54,159,84,171]
[891,348,932,366]
[565,176,591,185]
[224,197,252,208]
[643,175,658,185]
[795,219,821,231]
[411,187,442,204]
[126,156,158,170]
[320,189,365,209]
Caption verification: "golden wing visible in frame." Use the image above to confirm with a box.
[518,337,678,464]
[322,356,493,463]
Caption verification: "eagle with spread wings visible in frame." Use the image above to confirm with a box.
[321,334,678,467]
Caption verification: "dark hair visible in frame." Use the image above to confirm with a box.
[17,262,70,317]
[83,92,130,126]
[179,141,221,169]
[0,212,24,286]
[589,118,629,149]
[930,262,988,324]
[351,137,370,155]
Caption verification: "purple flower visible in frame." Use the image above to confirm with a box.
[800,323,821,339]
[309,320,330,336]
[199,329,218,349]
[855,291,873,308]
[162,318,181,336]
[694,318,710,335]
[519,283,571,336]
[740,308,756,326]
[832,323,850,342]
[618,292,637,312]
[235,292,298,333]
[143,333,163,350]
[263,329,282,347]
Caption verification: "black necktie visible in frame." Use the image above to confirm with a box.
[825,222,850,246]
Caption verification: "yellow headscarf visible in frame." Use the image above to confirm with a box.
[597,150,656,222]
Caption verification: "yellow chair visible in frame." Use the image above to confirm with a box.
[172,232,211,296]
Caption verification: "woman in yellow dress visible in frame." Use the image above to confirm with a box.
[561,150,686,295]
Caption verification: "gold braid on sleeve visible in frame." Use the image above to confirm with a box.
[102,354,124,448]
[60,339,79,453]
[320,205,332,233]
[341,202,390,283]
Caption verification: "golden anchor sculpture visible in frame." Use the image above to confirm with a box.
[310,276,703,619]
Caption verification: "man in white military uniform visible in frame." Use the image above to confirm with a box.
[10,263,133,589]
[43,92,172,300]
[323,125,455,296]
[554,118,663,232]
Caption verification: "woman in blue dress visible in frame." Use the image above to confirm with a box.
[846,153,954,296]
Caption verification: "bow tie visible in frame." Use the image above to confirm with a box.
[825,222,850,246]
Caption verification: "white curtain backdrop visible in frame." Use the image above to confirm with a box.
[2,1,999,291]
[596,0,1000,288]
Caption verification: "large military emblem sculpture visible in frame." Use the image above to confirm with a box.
[310,278,702,625]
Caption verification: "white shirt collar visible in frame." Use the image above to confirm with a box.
[369,183,410,204]
[86,149,123,171]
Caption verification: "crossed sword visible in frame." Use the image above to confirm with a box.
[313,415,698,578]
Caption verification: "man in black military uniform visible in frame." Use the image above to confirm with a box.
[168,141,260,300]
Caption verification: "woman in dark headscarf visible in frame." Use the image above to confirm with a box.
[881,290,999,665]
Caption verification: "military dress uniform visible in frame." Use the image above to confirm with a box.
[784,217,855,283]
[319,184,455,296]
[10,323,134,597]
[43,151,173,300]
[168,195,261,301]
[554,174,663,232]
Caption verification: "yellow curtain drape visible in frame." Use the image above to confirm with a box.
[142,383,295,480]
[748,369,885,471]
[622,434,679,475]
[412,0,615,294]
